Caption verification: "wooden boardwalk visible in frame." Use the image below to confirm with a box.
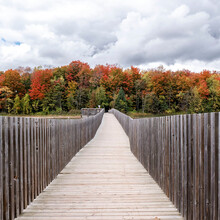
[16,113,183,220]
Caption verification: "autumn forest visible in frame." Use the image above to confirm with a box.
[0,60,220,116]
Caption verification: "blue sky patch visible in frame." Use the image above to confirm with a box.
[14,41,21,45]
[1,38,21,45]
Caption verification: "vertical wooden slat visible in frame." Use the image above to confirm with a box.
[187,114,193,219]
[40,119,44,193]
[51,120,55,181]
[19,118,23,214]
[183,115,188,218]
[56,120,60,175]
[23,118,28,209]
[43,119,46,189]
[33,118,37,198]
[218,112,220,220]
[180,115,184,215]
[30,118,34,202]
[170,116,174,203]
[3,117,10,220]
[27,118,31,206]
[38,119,41,194]
[165,116,170,197]
[204,113,211,220]
[37,118,40,196]
[9,117,14,220]
[46,119,49,186]
[193,114,200,220]
[0,117,3,220]
[176,116,180,211]
[210,113,218,219]
[41,119,44,190]
[199,114,204,220]
[47,119,50,184]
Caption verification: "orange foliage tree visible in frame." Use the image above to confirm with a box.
[29,69,53,100]
[0,69,25,98]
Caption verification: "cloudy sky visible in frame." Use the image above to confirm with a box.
[0,0,220,72]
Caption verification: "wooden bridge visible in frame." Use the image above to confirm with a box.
[15,113,182,220]
[0,109,219,220]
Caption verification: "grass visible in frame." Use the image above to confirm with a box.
[0,110,82,119]
[127,110,188,119]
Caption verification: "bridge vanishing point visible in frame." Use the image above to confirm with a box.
[15,113,182,220]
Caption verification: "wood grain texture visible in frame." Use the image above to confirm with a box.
[16,113,182,220]
[0,117,3,220]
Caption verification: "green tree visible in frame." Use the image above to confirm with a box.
[6,98,14,113]
[0,86,13,112]
[13,95,21,114]
[22,94,32,114]
[32,100,40,112]
[189,87,203,113]
[206,75,220,112]
[115,87,128,113]
[95,86,108,108]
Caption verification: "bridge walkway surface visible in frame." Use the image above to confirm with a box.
[16,113,183,220]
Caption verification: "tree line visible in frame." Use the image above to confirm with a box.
[0,61,219,115]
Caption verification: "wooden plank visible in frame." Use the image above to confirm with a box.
[36,118,40,196]
[176,116,180,211]
[60,121,63,170]
[165,116,170,197]
[33,119,38,198]
[173,116,177,208]
[0,117,3,220]
[218,112,220,220]
[9,117,15,220]
[162,117,166,192]
[183,115,188,218]
[30,118,34,202]
[210,113,218,219]
[43,119,46,189]
[142,119,147,170]
[47,119,50,184]
[170,116,174,204]
[154,118,158,182]
[3,117,10,220]
[26,118,31,205]
[41,119,44,190]
[180,115,184,215]
[40,119,43,193]
[204,113,210,220]
[187,114,193,219]
[41,118,45,191]
[193,114,200,220]
[199,114,204,220]
[19,118,24,214]
[23,118,28,209]
[45,119,49,186]
[50,120,55,181]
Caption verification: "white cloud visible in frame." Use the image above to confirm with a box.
[0,0,220,71]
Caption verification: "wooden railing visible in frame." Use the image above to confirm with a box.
[109,109,220,220]
[81,108,103,117]
[0,109,104,220]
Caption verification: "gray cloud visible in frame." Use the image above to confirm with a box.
[0,0,220,71]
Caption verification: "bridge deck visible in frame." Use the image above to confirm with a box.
[16,113,183,220]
